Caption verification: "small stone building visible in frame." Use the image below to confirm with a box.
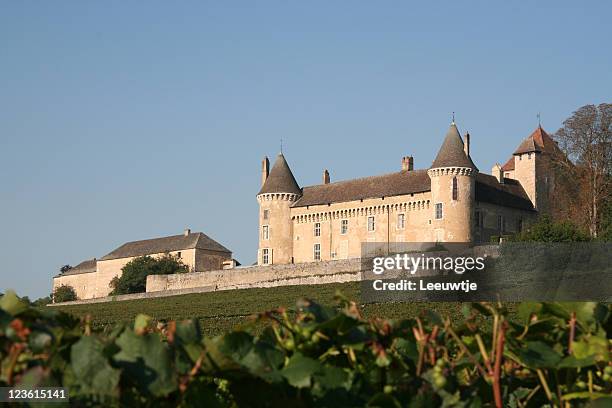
[53,229,232,300]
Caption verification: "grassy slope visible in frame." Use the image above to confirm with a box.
[55,282,517,336]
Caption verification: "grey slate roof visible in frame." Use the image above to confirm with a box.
[475,173,535,211]
[430,123,478,170]
[61,259,97,276]
[100,232,231,261]
[293,170,431,207]
[258,153,302,195]
[293,169,534,211]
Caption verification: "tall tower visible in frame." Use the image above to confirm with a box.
[511,126,557,214]
[257,153,302,265]
[427,122,478,243]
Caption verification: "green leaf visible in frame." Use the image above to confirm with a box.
[517,341,562,368]
[70,336,120,396]
[281,352,322,388]
[394,338,418,362]
[572,336,609,362]
[313,365,350,390]
[367,392,401,408]
[517,302,542,322]
[175,319,201,345]
[0,290,28,315]
[114,329,177,396]
[134,314,152,333]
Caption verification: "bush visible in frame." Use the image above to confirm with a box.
[110,254,189,295]
[1,290,610,406]
[513,215,591,242]
[53,284,77,302]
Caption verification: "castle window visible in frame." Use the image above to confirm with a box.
[314,222,321,237]
[452,177,458,201]
[397,213,405,230]
[367,216,375,232]
[262,225,269,240]
[262,248,270,265]
[497,215,505,232]
[341,219,348,235]
[517,218,523,233]
[263,209,269,220]
[475,211,483,227]
[177,251,181,259]
[435,203,443,219]
[313,243,321,261]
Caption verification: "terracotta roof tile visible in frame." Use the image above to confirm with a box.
[501,157,515,171]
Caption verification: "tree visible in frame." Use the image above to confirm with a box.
[53,285,77,303]
[513,215,590,242]
[33,295,52,307]
[554,103,611,237]
[110,254,189,295]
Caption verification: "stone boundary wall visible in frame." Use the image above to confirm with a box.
[146,258,363,293]
[48,286,216,307]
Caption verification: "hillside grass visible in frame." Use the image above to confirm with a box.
[54,282,518,336]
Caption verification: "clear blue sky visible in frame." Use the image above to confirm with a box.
[1,2,610,298]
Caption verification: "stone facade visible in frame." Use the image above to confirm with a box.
[53,230,232,300]
[257,123,556,266]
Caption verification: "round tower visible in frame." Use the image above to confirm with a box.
[427,122,478,243]
[257,153,302,265]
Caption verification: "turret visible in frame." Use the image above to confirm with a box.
[511,126,557,214]
[427,122,478,243]
[256,153,302,265]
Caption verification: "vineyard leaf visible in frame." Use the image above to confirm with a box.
[240,341,285,382]
[394,338,418,362]
[71,336,120,396]
[313,365,350,390]
[218,331,254,362]
[134,314,151,333]
[0,291,28,316]
[114,329,177,396]
[517,341,562,368]
[175,319,201,345]
[281,352,322,388]
[517,302,542,322]
[367,392,401,408]
[571,336,609,362]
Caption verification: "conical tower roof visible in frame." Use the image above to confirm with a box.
[430,123,477,170]
[258,153,302,195]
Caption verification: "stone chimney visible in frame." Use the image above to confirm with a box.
[261,156,270,186]
[464,132,470,156]
[323,169,330,184]
[492,163,504,184]
[184,228,191,236]
[401,156,414,171]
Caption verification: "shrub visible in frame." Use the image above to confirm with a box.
[110,254,189,295]
[53,284,77,303]
[513,215,591,242]
[1,290,610,406]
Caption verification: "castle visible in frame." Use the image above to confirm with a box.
[256,122,559,265]
[54,120,559,300]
